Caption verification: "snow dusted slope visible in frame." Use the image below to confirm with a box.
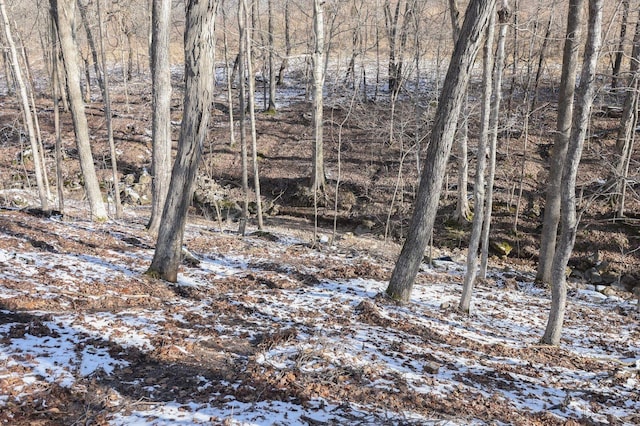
[0,209,638,425]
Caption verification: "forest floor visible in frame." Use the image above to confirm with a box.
[0,205,638,425]
[0,67,639,424]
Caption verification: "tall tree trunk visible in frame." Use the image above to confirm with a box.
[612,0,630,89]
[480,1,510,279]
[97,0,122,218]
[51,0,108,221]
[0,0,49,211]
[237,0,249,235]
[311,0,325,192]
[243,0,264,229]
[536,0,584,285]
[147,0,172,235]
[459,6,496,314]
[77,0,103,100]
[221,1,236,149]
[147,0,218,282]
[615,11,640,216]
[384,0,404,94]
[449,0,471,224]
[542,0,602,346]
[277,0,290,86]
[386,0,497,302]
[51,17,64,213]
[266,0,276,112]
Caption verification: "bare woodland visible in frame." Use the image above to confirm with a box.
[0,0,639,423]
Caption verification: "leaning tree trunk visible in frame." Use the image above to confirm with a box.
[536,0,584,285]
[147,0,218,282]
[0,0,49,211]
[386,0,497,302]
[50,0,108,221]
[459,7,496,314]
[147,0,172,235]
[542,0,602,346]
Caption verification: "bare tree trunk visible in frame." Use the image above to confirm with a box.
[147,0,172,235]
[615,12,640,216]
[51,18,64,214]
[222,1,236,148]
[77,0,103,100]
[51,0,108,221]
[311,0,325,192]
[243,0,264,229]
[536,0,584,285]
[82,56,91,102]
[20,39,51,200]
[386,0,497,302]
[612,0,630,89]
[449,0,471,225]
[529,14,553,111]
[542,0,602,346]
[448,0,461,43]
[266,0,276,112]
[277,0,290,86]
[97,0,122,219]
[459,7,496,314]
[126,30,134,81]
[0,0,49,211]
[147,0,218,282]
[238,0,249,236]
[480,1,510,279]
[617,84,637,217]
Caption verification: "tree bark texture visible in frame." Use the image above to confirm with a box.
[148,0,218,282]
[147,0,173,235]
[311,0,325,192]
[480,0,510,279]
[615,11,640,212]
[0,0,49,211]
[386,0,497,302]
[542,0,602,346]
[50,0,108,221]
[267,0,276,111]
[459,7,496,314]
[536,0,584,285]
[237,0,249,235]
[612,0,629,89]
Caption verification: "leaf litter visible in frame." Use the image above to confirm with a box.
[0,208,638,425]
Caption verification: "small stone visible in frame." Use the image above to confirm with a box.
[423,361,440,374]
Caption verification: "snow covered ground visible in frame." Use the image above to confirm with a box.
[0,208,638,425]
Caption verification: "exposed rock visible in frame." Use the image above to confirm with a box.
[423,360,441,374]
[489,240,512,257]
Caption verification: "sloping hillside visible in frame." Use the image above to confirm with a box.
[0,207,638,425]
